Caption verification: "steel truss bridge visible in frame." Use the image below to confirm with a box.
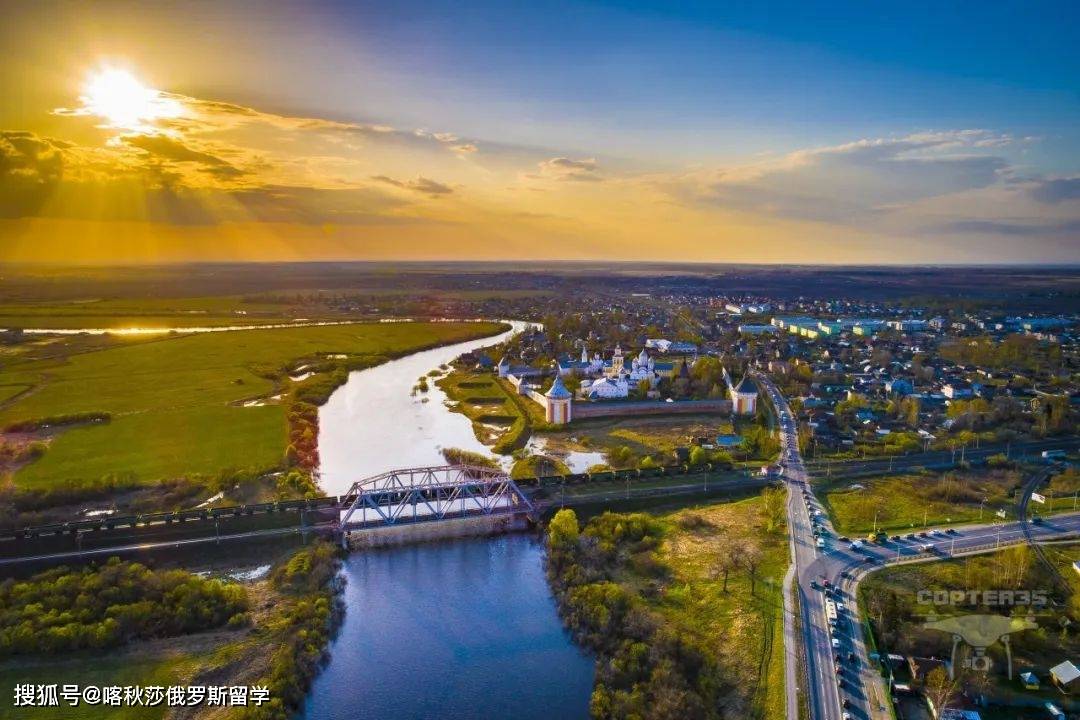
[338,465,534,529]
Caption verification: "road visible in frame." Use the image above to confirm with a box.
[757,372,1080,720]
[759,371,845,720]
[803,437,1079,480]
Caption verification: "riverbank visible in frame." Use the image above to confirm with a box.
[545,492,789,719]
[0,320,509,526]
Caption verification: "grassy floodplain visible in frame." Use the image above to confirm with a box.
[0,320,506,494]
[546,493,788,719]
[0,296,307,330]
[436,369,543,454]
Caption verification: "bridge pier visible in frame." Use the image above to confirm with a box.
[341,512,531,550]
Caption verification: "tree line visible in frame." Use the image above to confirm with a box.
[547,509,747,719]
[0,557,249,656]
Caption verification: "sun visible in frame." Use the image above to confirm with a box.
[81,68,182,131]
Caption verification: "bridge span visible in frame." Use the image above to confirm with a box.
[338,464,535,530]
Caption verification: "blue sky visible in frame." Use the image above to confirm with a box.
[292,0,1080,165]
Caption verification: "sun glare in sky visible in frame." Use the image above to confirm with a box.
[80,68,182,132]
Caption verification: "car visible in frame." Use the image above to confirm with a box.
[835,665,843,676]
[823,579,832,588]
[839,571,850,579]
[843,712,852,720]
[847,652,855,662]
[839,536,850,543]
[890,534,902,542]
[863,555,875,563]
[946,528,959,535]
[810,580,819,590]
[843,697,851,707]
[918,531,929,538]
[832,638,840,649]
[1033,516,1044,525]
[904,533,915,540]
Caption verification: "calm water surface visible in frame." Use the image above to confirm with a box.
[308,321,593,719]
[318,321,528,492]
[300,535,593,720]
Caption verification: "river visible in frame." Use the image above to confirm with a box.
[304,321,594,719]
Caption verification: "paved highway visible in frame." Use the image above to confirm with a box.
[758,372,1080,720]
[803,437,1079,480]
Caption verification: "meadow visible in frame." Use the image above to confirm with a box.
[0,321,505,495]
[436,369,538,454]
[821,468,1024,535]
[547,493,788,719]
[0,296,303,330]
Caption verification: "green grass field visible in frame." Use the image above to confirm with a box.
[653,498,789,719]
[652,498,790,720]
[0,296,301,330]
[437,370,532,453]
[821,468,1023,535]
[0,321,505,491]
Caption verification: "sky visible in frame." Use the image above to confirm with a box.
[0,0,1078,264]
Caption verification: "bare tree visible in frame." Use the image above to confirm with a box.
[740,541,764,595]
[711,531,740,593]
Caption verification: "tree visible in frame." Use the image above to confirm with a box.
[899,396,921,429]
[548,509,580,558]
[688,445,708,467]
[924,666,957,718]
[739,541,764,594]
[711,531,739,593]
[760,487,786,534]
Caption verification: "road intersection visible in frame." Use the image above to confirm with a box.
[759,371,1080,720]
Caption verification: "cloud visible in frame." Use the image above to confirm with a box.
[0,131,65,218]
[934,219,1080,237]
[664,131,1015,224]
[371,175,454,196]
[532,157,602,182]
[122,135,244,177]
[1030,177,1080,204]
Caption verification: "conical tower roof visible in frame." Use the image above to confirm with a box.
[546,373,573,399]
